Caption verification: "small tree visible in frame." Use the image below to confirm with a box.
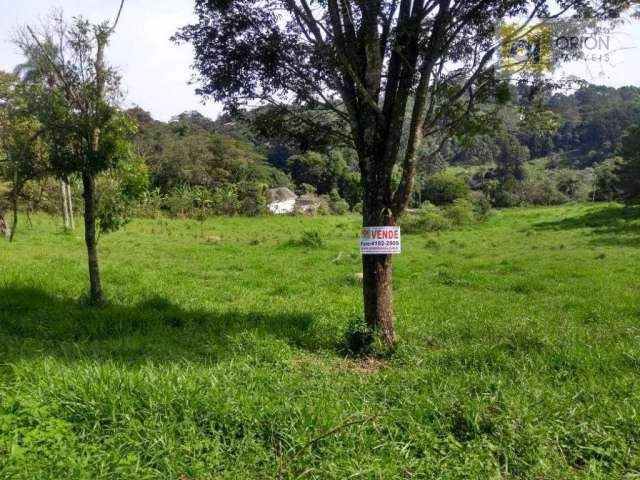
[17,4,134,304]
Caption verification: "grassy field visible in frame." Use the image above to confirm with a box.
[1,204,639,479]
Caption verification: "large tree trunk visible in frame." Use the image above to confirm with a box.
[361,187,397,348]
[362,253,395,346]
[82,173,103,305]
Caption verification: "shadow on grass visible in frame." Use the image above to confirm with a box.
[532,205,640,247]
[0,286,329,363]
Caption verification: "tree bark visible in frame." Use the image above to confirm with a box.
[362,253,395,346]
[82,173,103,305]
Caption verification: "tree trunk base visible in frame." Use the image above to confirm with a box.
[362,254,396,349]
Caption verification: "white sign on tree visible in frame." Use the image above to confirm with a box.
[360,226,401,255]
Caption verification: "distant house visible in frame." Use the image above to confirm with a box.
[268,187,298,214]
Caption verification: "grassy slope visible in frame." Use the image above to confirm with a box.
[0,204,639,479]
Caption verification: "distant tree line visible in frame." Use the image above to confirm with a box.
[5,82,640,230]
[412,84,640,207]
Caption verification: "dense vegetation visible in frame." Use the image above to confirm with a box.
[1,204,639,478]
[128,84,640,213]
[4,83,640,224]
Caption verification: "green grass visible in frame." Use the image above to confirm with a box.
[1,204,639,479]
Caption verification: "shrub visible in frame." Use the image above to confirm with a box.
[316,196,331,215]
[293,230,324,248]
[401,208,452,233]
[401,198,490,234]
[95,162,150,234]
[238,181,268,216]
[298,183,317,194]
[136,188,165,218]
[343,317,374,355]
[330,198,350,215]
[521,178,568,206]
[422,173,470,205]
[211,185,240,215]
[472,194,493,220]
[444,199,476,226]
[163,185,195,217]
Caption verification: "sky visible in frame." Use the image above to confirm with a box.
[0,0,224,121]
[1,1,639,123]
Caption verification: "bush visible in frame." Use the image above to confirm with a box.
[422,173,470,205]
[292,230,324,248]
[522,178,568,206]
[237,182,268,216]
[163,185,195,217]
[401,207,452,233]
[472,194,493,220]
[401,197,490,234]
[95,162,150,234]
[136,188,165,218]
[444,199,476,226]
[331,198,350,215]
[316,196,331,215]
[19,177,82,216]
[156,183,271,218]
[343,317,374,355]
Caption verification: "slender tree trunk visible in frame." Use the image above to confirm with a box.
[9,172,19,243]
[66,179,75,230]
[9,188,18,243]
[82,173,103,305]
[61,177,70,229]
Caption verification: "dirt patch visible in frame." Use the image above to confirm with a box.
[342,357,387,374]
[291,353,387,375]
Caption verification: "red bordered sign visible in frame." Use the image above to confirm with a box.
[360,226,401,255]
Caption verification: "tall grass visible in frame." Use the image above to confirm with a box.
[1,204,639,478]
